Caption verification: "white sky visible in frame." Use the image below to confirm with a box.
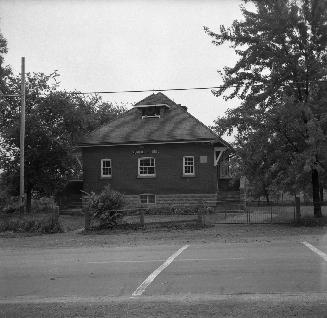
[0,0,244,140]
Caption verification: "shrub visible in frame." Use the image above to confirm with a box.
[31,196,56,213]
[1,196,19,214]
[1,196,56,215]
[85,185,125,229]
[0,214,63,234]
[143,205,206,215]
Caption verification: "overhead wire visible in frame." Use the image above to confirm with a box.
[1,79,327,97]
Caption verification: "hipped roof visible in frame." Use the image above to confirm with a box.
[79,93,230,147]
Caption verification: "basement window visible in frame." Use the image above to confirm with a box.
[140,194,156,204]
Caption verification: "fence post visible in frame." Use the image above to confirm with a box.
[201,201,206,227]
[295,197,301,224]
[84,207,90,231]
[53,205,59,223]
[140,208,145,227]
[197,206,205,227]
[240,176,248,223]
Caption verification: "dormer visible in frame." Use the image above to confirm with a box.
[134,104,170,119]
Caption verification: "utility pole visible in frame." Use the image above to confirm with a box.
[19,57,25,214]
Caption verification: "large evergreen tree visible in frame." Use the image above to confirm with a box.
[205,0,327,216]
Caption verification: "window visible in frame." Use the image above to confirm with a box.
[140,194,156,204]
[101,159,112,177]
[220,159,231,178]
[138,157,156,177]
[183,156,195,176]
[141,106,160,118]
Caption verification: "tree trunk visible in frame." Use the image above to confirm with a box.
[26,188,32,214]
[312,168,322,218]
[320,185,324,202]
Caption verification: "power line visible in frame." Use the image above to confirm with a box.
[0,85,230,97]
[1,79,327,97]
[57,79,327,95]
[70,86,227,95]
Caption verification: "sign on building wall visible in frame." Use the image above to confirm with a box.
[200,156,207,163]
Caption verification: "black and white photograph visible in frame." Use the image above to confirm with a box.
[0,0,327,317]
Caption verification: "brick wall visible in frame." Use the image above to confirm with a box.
[82,142,219,195]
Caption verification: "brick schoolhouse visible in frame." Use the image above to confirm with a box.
[79,93,239,206]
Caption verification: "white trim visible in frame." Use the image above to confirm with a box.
[138,157,156,177]
[100,159,112,178]
[214,147,227,166]
[142,114,160,119]
[134,104,170,108]
[183,156,195,176]
[79,140,214,148]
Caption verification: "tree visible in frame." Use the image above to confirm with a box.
[205,0,327,216]
[0,71,126,213]
[0,29,11,94]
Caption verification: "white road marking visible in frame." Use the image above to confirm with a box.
[88,257,243,264]
[132,244,189,297]
[302,241,327,262]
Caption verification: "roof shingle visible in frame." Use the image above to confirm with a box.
[79,93,228,146]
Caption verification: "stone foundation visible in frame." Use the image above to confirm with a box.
[124,193,218,207]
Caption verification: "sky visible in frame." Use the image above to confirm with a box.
[0,0,245,140]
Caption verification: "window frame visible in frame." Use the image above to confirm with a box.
[219,157,232,179]
[138,157,156,177]
[141,106,161,119]
[101,159,112,178]
[140,194,156,205]
[183,156,195,176]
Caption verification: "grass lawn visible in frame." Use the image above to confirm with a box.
[300,204,327,217]
[1,218,327,250]
[60,214,85,232]
[1,204,326,250]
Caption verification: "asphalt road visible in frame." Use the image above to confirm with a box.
[1,239,327,317]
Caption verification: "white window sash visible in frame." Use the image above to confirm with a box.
[140,194,156,204]
[138,157,156,176]
[183,156,195,176]
[101,159,112,177]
